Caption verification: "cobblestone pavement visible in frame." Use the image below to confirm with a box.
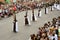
[0,8,60,40]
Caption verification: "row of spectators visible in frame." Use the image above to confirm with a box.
[0,2,43,19]
[29,16,60,40]
[0,1,59,20]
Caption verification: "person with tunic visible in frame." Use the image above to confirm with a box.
[51,5,53,11]
[45,7,46,14]
[24,10,31,25]
[45,4,48,14]
[24,16,29,25]
[51,3,54,11]
[38,8,42,17]
[31,9,37,21]
[13,14,18,33]
[32,13,35,21]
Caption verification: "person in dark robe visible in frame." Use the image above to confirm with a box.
[45,4,48,14]
[13,14,18,33]
[24,9,30,25]
[31,9,37,21]
[32,9,35,21]
[24,9,28,25]
[51,3,54,11]
[38,8,41,17]
[51,4,53,11]
[38,9,40,17]
[24,16,29,25]
[45,7,46,14]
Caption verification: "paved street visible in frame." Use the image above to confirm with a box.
[0,8,60,40]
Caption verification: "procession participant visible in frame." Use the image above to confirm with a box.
[51,3,54,11]
[31,3,37,21]
[13,14,18,33]
[45,4,48,14]
[24,15,29,25]
[24,9,31,25]
[31,9,37,21]
[45,6,47,14]
[38,8,42,17]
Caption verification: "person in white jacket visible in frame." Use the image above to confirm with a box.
[53,31,58,40]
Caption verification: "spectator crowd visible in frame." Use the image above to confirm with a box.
[0,1,60,40]
[0,1,59,20]
[0,1,43,20]
[29,16,60,40]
